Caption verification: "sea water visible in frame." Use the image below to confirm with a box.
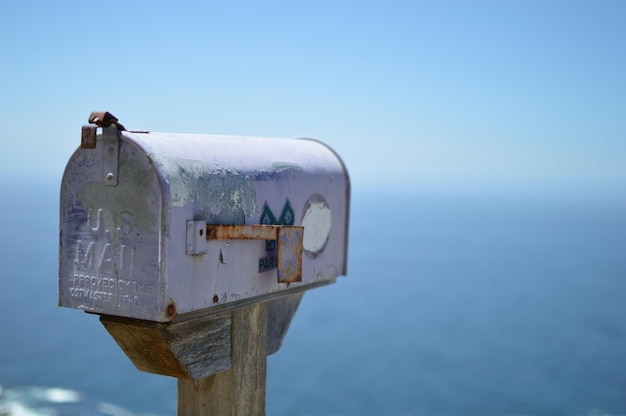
[0,178,625,416]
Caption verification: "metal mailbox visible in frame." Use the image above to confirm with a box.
[59,112,350,323]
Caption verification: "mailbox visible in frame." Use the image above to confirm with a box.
[59,112,350,323]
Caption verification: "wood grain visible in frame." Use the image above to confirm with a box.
[100,311,232,379]
[178,302,268,416]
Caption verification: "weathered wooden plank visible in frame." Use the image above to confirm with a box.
[100,311,232,379]
[232,302,267,416]
[178,374,234,416]
[100,315,188,378]
[165,313,232,379]
[267,292,304,355]
[178,302,268,416]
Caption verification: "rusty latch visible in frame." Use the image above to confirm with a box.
[208,224,304,283]
[187,223,304,283]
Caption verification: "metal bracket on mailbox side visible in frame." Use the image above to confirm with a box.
[206,224,304,284]
[102,126,120,186]
[79,111,123,186]
[186,220,208,255]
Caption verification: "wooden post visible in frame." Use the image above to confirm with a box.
[101,294,305,414]
[178,302,268,416]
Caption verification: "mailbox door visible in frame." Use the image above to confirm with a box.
[59,132,164,321]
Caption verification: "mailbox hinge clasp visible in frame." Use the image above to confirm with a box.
[102,126,120,186]
[80,111,124,186]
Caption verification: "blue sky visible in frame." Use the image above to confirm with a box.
[1,0,624,198]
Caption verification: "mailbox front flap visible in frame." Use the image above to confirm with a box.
[59,127,164,321]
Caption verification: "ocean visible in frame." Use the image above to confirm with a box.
[0,178,625,416]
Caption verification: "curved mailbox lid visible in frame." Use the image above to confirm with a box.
[59,129,349,322]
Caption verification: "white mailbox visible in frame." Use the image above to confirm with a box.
[59,112,350,323]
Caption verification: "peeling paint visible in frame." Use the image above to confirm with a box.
[159,157,257,224]
[301,194,332,257]
[272,161,302,173]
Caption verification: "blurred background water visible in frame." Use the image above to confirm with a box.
[0,178,624,416]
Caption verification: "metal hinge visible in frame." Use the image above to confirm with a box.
[80,111,124,186]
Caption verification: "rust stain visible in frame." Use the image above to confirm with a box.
[165,301,177,320]
[81,125,97,149]
[207,224,286,240]
[277,226,303,283]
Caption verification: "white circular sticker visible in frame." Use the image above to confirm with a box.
[301,194,332,257]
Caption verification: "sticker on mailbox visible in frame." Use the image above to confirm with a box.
[258,199,294,273]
